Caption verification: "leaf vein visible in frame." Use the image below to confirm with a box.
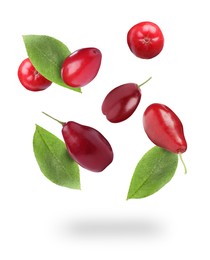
[33,44,61,68]
[131,152,167,198]
[37,128,70,177]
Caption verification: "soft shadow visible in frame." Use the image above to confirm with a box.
[61,216,165,239]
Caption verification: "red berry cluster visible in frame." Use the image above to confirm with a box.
[18,21,187,173]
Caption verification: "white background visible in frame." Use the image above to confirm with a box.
[1,0,209,259]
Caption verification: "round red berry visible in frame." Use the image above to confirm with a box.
[127,21,164,59]
[18,58,52,91]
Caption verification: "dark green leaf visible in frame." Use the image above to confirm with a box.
[127,146,178,199]
[23,35,81,93]
[33,125,80,189]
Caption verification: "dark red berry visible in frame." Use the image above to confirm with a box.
[102,83,141,123]
[61,47,102,88]
[18,58,52,91]
[42,112,113,172]
[62,121,113,172]
[143,103,187,154]
[127,21,164,59]
[102,77,151,123]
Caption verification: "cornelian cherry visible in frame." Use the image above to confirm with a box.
[62,122,113,172]
[18,58,52,91]
[127,21,164,59]
[143,103,187,154]
[61,47,102,88]
[43,112,113,172]
[102,77,151,123]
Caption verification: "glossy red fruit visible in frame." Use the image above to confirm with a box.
[18,58,52,91]
[62,121,113,172]
[102,77,151,123]
[127,21,164,59]
[61,47,102,88]
[143,103,187,154]
[102,83,141,123]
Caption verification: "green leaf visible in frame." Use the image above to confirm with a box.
[22,35,81,93]
[33,125,80,189]
[127,146,178,199]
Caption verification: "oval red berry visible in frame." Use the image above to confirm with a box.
[61,47,102,88]
[143,103,187,154]
[62,121,113,172]
[102,83,141,123]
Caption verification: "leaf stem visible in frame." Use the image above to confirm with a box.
[179,153,187,174]
[138,76,152,88]
[42,112,65,125]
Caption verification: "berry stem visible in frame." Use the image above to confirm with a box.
[42,112,65,125]
[138,76,152,88]
[179,153,187,174]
